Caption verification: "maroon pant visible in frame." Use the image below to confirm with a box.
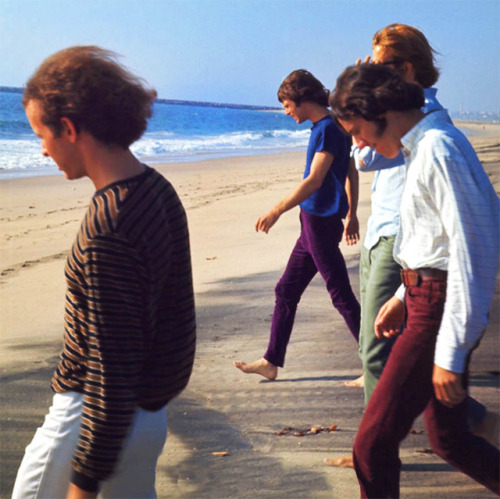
[353,279,500,498]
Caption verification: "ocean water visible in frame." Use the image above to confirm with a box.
[0,91,310,179]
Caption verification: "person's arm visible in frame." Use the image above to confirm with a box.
[66,483,97,499]
[432,365,466,408]
[68,236,149,493]
[255,151,333,233]
[343,157,360,245]
[426,144,498,406]
[374,295,405,339]
[353,145,404,172]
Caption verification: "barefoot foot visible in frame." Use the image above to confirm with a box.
[233,358,278,380]
[324,455,354,468]
[344,374,364,388]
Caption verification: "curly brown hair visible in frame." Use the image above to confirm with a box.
[277,69,329,107]
[23,46,157,148]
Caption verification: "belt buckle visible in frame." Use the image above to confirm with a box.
[401,269,421,287]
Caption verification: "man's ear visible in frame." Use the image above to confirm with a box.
[60,117,78,143]
[401,62,417,84]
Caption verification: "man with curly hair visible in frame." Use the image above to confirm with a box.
[13,46,196,499]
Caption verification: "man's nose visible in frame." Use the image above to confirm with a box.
[354,137,368,149]
[41,144,49,157]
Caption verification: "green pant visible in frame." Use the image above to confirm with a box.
[359,236,402,404]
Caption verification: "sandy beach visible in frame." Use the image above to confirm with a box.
[1,123,499,498]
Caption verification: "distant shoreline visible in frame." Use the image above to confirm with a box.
[0,86,280,112]
[2,86,499,120]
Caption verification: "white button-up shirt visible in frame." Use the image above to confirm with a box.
[395,109,499,373]
[353,88,447,250]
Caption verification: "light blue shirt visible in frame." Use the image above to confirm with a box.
[396,109,499,372]
[353,88,449,249]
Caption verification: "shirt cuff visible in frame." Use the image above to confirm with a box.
[71,469,100,494]
[395,284,406,302]
[433,341,468,374]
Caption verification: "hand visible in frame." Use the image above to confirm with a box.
[355,55,371,66]
[374,295,405,339]
[432,364,466,408]
[66,483,97,499]
[255,208,281,234]
[343,214,360,246]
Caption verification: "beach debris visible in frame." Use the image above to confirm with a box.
[276,425,339,436]
[409,428,424,435]
[206,256,217,260]
[416,448,434,455]
[211,451,230,457]
[276,426,292,435]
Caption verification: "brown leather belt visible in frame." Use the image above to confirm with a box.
[401,268,447,287]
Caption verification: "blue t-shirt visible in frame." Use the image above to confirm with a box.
[300,114,350,217]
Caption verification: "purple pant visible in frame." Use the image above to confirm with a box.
[264,210,360,367]
[353,279,500,498]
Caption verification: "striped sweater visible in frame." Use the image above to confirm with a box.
[52,166,196,492]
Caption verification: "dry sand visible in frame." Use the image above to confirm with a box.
[1,123,499,498]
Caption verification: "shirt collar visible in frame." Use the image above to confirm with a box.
[401,109,449,156]
[311,114,332,129]
[424,87,438,100]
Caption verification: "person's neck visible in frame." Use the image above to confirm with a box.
[388,108,426,142]
[81,135,145,191]
[305,103,330,124]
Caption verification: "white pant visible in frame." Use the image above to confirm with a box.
[12,392,167,499]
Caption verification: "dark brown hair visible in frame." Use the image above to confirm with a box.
[373,23,440,88]
[23,46,157,148]
[329,63,425,126]
[277,69,329,107]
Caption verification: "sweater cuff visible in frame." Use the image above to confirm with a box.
[71,469,100,494]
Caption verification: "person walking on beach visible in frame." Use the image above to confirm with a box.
[234,69,360,380]
[345,23,451,401]
[330,62,500,497]
[13,46,196,499]
[326,23,497,470]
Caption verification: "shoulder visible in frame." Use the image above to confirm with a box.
[313,116,348,145]
[421,124,474,163]
[91,168,182,235]
[321,115,343,135]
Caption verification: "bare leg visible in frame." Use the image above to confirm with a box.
[324,456,354,468]
[233,358,278,380]
[344,374,364,388]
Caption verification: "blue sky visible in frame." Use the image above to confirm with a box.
[1,0,498,112]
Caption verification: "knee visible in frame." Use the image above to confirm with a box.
[428,436,460,463]
[362,338,395,378]
[364,355,386,380]
[426,422,466,463]
[353,421,379,462]
[275,281,301,305]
